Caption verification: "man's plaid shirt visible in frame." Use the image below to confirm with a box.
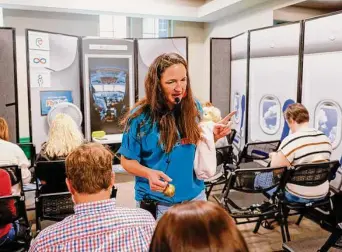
[29,199,155,252]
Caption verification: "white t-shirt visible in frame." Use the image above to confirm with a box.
[278,127,332,199]
[0,139,32,189]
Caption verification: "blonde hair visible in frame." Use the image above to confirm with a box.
[0,117,9,141]
[45,113,84,158]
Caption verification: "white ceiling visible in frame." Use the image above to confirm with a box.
[0,0,304,22]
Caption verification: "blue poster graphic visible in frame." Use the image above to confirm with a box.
[259,96,281,135]
[263,100,278,130]
[40,91,73,116]
[317,106,338,145]
[233,92,240,124]
[88,57,130,135]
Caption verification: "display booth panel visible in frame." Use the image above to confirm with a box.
[302,13,342,160]
[26,30,82,152]
[137,37,187,99]
[82,38,135,143]
[210,38,231,116]
[0,28,18,143]
[230,33,248,152]
[248,23,301,143]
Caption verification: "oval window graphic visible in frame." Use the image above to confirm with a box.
[233,92,240,124]
[314,100,342,150]
[259,95,281,135]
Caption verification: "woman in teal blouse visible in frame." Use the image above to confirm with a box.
[119,53,233,219]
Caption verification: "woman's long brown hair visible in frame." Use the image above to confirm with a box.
[149,201,249,252]
[121,53,201,153]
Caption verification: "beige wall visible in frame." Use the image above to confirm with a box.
[201,0,304,102]
[202,7,274,102]
[173,21,207,102]
[274,6,329,22]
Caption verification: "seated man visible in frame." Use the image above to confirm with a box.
[30,143,155,252]
[269,103,332,202]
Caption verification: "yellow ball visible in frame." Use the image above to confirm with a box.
[163,184,175,197]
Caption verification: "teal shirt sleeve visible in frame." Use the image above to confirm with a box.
[118,117,141,162]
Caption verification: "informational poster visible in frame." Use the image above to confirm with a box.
[27,29,81,152]
[40,90,73,116]
[29,31,51,89]
[30,71,51,88]
[87,56,130,135]
[28,31,50,51]
[29,50,50,68]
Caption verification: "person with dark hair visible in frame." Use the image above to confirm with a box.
[119,53,235,219]
[149,201,249,252]
[269,103,332,202]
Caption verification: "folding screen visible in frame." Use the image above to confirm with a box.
[210,38,231,117]
[0,28,18,143]
[230,33,248,152]
[302,12,342,160]
[82,38,135,143]
[248,23,301,143]
[137,37,187,99]
[26,30,82,152]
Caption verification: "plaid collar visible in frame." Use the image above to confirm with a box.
[74,198,116,215]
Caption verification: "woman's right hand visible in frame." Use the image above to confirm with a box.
[147,169,172,192]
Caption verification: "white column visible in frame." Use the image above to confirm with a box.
[0,8,4,26]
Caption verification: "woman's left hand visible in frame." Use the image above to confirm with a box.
[213,111,237,142]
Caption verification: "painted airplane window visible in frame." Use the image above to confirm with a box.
[315,100,341,150]
[233,92,240,124]
[259,95,281,135]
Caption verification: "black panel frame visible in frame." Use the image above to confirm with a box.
[0,27,19,143]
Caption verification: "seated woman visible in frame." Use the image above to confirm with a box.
[0,169,18,246]
[0,117,31,193]
[268,103,332,203]
[149,201,248,252]
[37,113,84,161]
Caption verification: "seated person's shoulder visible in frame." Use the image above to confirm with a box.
[0,169,11,187]
[2,140,23,153]
[30,216,72,248]
[116,207,155,225]
[279,129,313,148]
[0,168,9,178]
